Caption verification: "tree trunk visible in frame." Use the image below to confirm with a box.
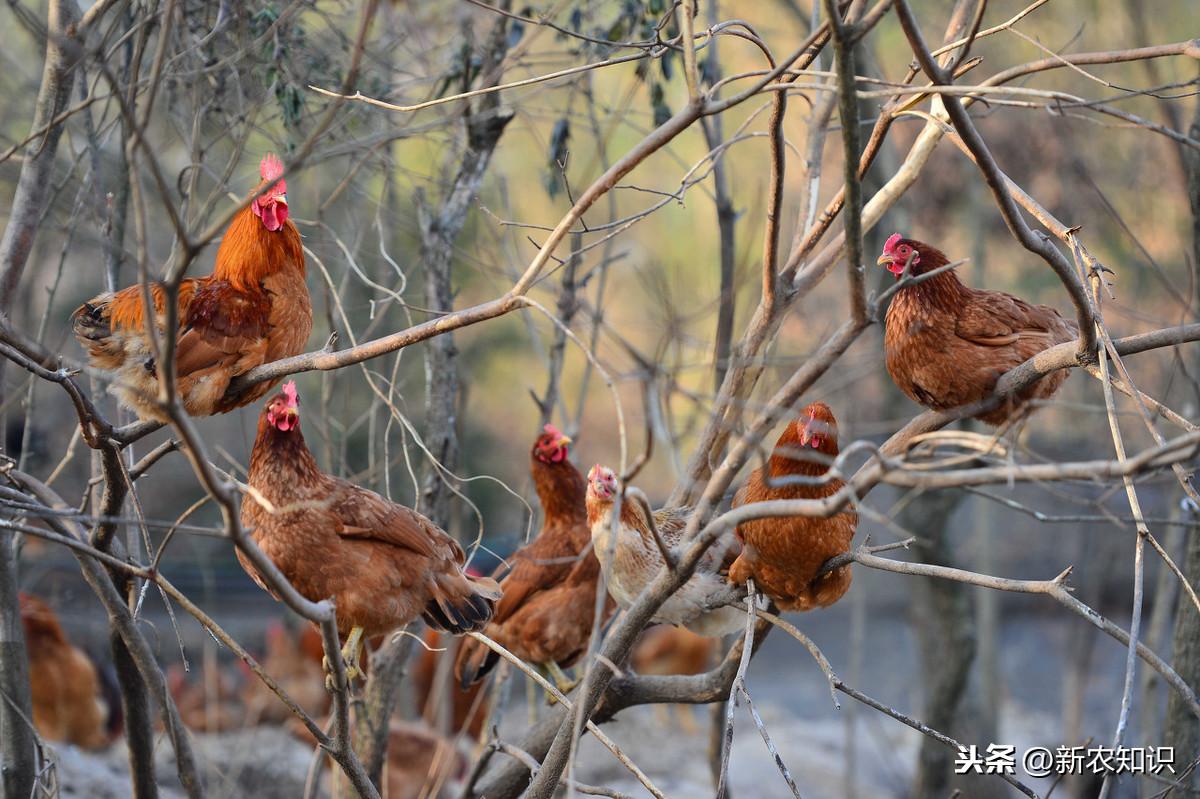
[905,490,974,798]
[0,3,81,796]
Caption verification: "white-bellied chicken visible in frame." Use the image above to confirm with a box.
[240,382,501,688]
[72,154,311,421]
[585,465,743,636]
[877,233,1077,425]
[455,425,613,691]
[727,402,856,611]
[20,592,116,749]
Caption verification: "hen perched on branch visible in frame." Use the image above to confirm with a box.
[240,382,501,688]
[586,465,743,636]
[72,154,311,421]
[455,425,613,693]
[877,234,1077,425]
[727,402,857,611]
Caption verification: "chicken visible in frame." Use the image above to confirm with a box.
[727,402,857,611]
[240,621,330,726]
[631,624,719,732]
[384,720,466,799]
[631,624,718,677]
[455,425,612,691]
[72,154,311,422]
[413,630,489,739]
[240,382,502,688]
[876,233,1077,425]
[166,662,243,732]
[585,466,743,636]
[20,593,115,749]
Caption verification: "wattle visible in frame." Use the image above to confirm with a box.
[254,199,286,232]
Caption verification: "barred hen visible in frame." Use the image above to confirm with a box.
[586,466,743,636]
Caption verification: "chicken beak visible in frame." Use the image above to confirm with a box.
[556,433,572,447]
[876,253,892,267]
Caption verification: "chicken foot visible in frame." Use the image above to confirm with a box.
[542,661,579,704]
[323,625,364,691]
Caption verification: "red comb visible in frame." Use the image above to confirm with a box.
[282,381,299,407]
[543,423,562,437]
[260,153,285,183]
[883,233,903,253]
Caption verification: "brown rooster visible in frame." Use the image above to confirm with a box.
[455,425,611,691]
[240,382,501,688]
[586,466,744,636]
[727,402,857,611]
[877,234,1077,425]
[20,593,115,749]
[73,154,311,421]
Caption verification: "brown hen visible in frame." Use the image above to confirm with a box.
[877,234,1077,425]
[20,593,115,749]
[455,425,611,690]
[728,402,856,611]
[240,383,501,686]
[72,154,311,421]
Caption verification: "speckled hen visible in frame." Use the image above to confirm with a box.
[585,465,743,637]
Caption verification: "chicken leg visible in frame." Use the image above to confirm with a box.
[323,625,364,691]
[542,661,580,705]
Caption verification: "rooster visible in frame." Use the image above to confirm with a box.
[727,402,856,611]
[72,154,311,422]
[455,425,612,692]
[240,382,502,688]
[877,234,1077,425]
[20,593,117,749]
[585,465,743,636]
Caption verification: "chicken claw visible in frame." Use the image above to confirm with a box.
[543,661,579,705]
[323,626,364,692]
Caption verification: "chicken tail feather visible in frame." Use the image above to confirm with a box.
[453,635,500,689]
[423,573,502,635]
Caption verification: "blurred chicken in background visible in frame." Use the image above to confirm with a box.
[240,621,330,727]
[384,720,467,799]
[20,592,119,749]
[167,659,242,733]
[630,624,719,733]
[413,629,489,740]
